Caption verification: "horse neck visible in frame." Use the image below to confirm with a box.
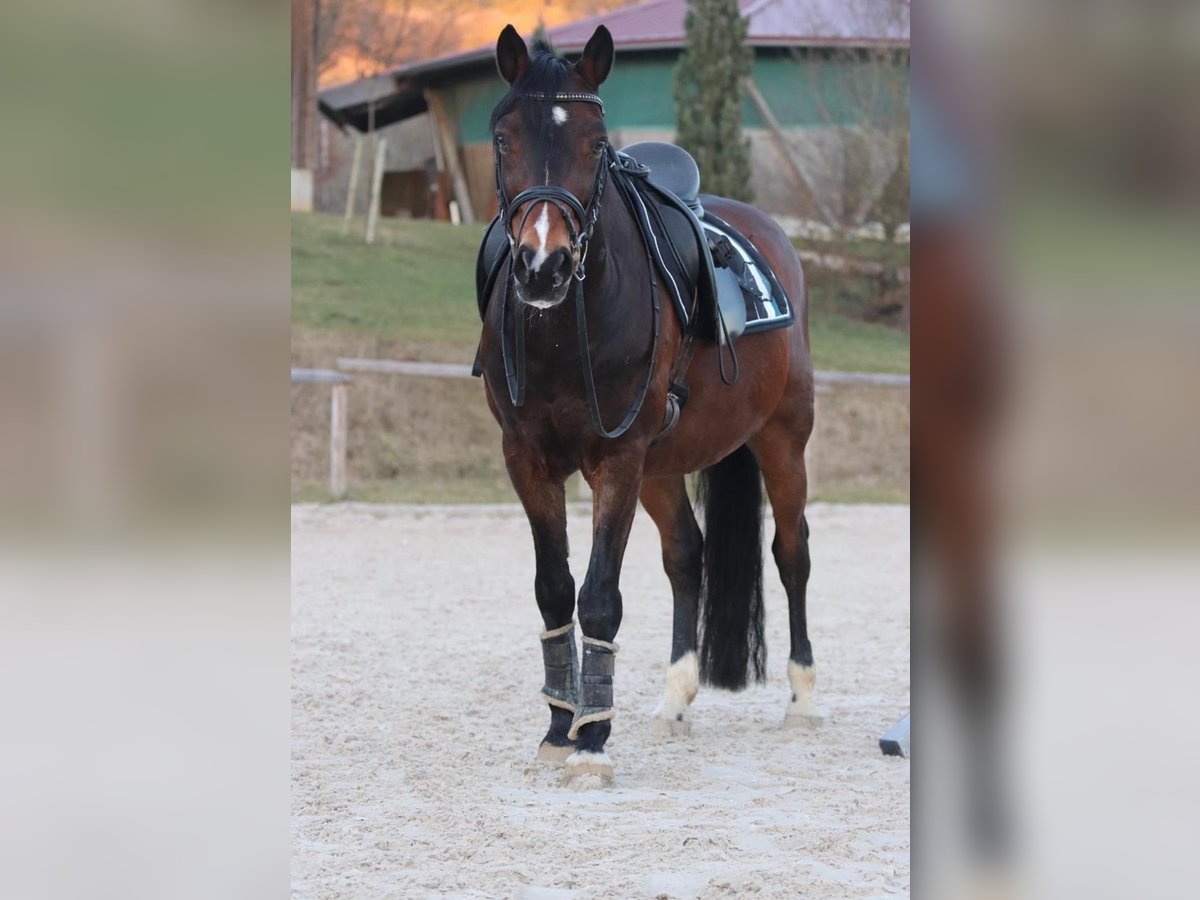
[579,188,652,336]
[513,180,654,379]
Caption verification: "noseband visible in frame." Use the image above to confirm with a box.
[494,92,609,281]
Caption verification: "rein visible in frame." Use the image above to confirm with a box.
[493,92,663,440]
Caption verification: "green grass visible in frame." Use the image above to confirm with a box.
[809,302,909,373]
[292,213,482,348]
[293,212,908,373]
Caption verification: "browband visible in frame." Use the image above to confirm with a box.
[520,91,605,114]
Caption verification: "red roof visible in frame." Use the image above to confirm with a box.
[382,0,908,85]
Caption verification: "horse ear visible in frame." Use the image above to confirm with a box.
[577,25,614,88]
[496,25,530,84]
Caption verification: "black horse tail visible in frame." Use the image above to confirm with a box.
[696,444,767,690]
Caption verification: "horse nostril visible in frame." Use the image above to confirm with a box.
[551,249,573,287]
[514,246,534,284]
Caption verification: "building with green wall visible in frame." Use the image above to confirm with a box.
[318,0,909,227]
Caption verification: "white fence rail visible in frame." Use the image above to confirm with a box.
[295,359,907,500]
[335,357,909,388]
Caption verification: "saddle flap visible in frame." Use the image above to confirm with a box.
[476,215,510,321]
[700,208,794,339]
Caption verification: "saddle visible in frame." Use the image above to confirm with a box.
[475,142,794,347]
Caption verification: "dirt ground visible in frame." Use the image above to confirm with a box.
[292,502,910,898]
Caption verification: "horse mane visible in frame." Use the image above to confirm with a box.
[489,40,572,142]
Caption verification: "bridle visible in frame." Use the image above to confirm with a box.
[492,90,663,440]
[493,91,609,283]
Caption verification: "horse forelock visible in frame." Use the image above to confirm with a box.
[490,46,574,162]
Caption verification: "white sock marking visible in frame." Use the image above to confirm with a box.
[530,202,550,270]
[551,105,568,125]
[655,651,699,721]
[786,660,824,721]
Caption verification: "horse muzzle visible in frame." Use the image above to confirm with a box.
[512,244,573,308]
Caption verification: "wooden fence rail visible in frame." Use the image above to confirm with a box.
[335,356,909,388]
[331,357,908,499]
[293,359,907,500]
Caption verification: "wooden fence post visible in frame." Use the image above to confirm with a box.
[329,382,348,499]
[292,369,353,500]
[809,387,823,497]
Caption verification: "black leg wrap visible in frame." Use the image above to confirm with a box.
[568,636,617,740]
[540,622,579,713]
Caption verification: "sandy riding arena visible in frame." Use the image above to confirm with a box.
[292,502,909,898]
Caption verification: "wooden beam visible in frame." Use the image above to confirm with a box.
[342,133,364,232]
[742,77,840,229]
[424,89,476,224]
[365,136,387,244]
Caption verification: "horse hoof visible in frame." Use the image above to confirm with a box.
[536,742,575,764]
[564,750,614,787]
[784,707,827,727]
[652,715,692,737]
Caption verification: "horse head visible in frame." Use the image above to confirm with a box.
[492,24,614,308]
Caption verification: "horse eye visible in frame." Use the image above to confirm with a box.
[592,138,608,156]
[495,135,509,153]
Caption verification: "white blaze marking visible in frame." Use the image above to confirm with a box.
[530,202,550,270]
[552,105,568,125]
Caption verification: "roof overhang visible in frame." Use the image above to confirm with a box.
[318,38,908,134]
[318,77,429,133]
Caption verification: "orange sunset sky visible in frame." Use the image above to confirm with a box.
[320,1,627,88]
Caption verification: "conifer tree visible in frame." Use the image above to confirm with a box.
[673,0,755,201]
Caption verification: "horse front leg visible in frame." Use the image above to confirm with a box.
[566,451,644,787]
[505,440,578,762]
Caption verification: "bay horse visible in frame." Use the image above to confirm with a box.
[479,25,820,785]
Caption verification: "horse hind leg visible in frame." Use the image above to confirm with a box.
[640,475,702,736]
[779,516,825,726]
[751,426,826,726]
